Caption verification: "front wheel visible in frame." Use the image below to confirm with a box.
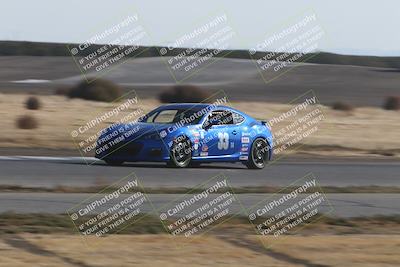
[245,138,269,169]
[168,136,192,168]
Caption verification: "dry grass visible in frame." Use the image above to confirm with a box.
[0,94,399,157]
[262,235,400,267]
[0,234,399,267]
[331,101,354,112]
[25,96,41,110]
[159,85,212,103]
[15,115,39,129]
[383,96,400,110]
[66,79,123,102]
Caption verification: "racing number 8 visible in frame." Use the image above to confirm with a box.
[217,132,229,150]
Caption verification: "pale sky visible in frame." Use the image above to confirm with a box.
[1,0,399,56]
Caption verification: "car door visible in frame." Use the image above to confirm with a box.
[230,111,246,155]
[199,109,239,157]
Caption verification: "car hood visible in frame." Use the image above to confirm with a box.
[101,122,192,142]
[103,122,157,137]
[101,121,202,141]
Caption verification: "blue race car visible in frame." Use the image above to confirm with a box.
[95,103,273,169]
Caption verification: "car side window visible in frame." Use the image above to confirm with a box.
[153,110,178,123]
[207,110,234,126]
[232,111,245,124]
[144,112,158,123]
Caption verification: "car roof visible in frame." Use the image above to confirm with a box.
[157,103,252,121]
[159,103,231,110]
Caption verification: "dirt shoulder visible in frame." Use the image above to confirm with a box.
[0,233,399,267]
[1,213,399,266]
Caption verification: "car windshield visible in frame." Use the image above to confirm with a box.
[140,107,206,125]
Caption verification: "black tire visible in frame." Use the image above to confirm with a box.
[168,136,192,168]
[105,159,124,166]
[246,138,269,169]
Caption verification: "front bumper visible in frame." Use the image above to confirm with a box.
[95,138,170,162]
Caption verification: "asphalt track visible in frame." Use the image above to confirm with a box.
[0,156,399,188]
[0,192,399,217]
[0,156,399,217]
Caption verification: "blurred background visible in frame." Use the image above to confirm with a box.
[0,1,399,266]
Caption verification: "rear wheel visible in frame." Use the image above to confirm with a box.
[246,138,269,169]
[168,136,192,168]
